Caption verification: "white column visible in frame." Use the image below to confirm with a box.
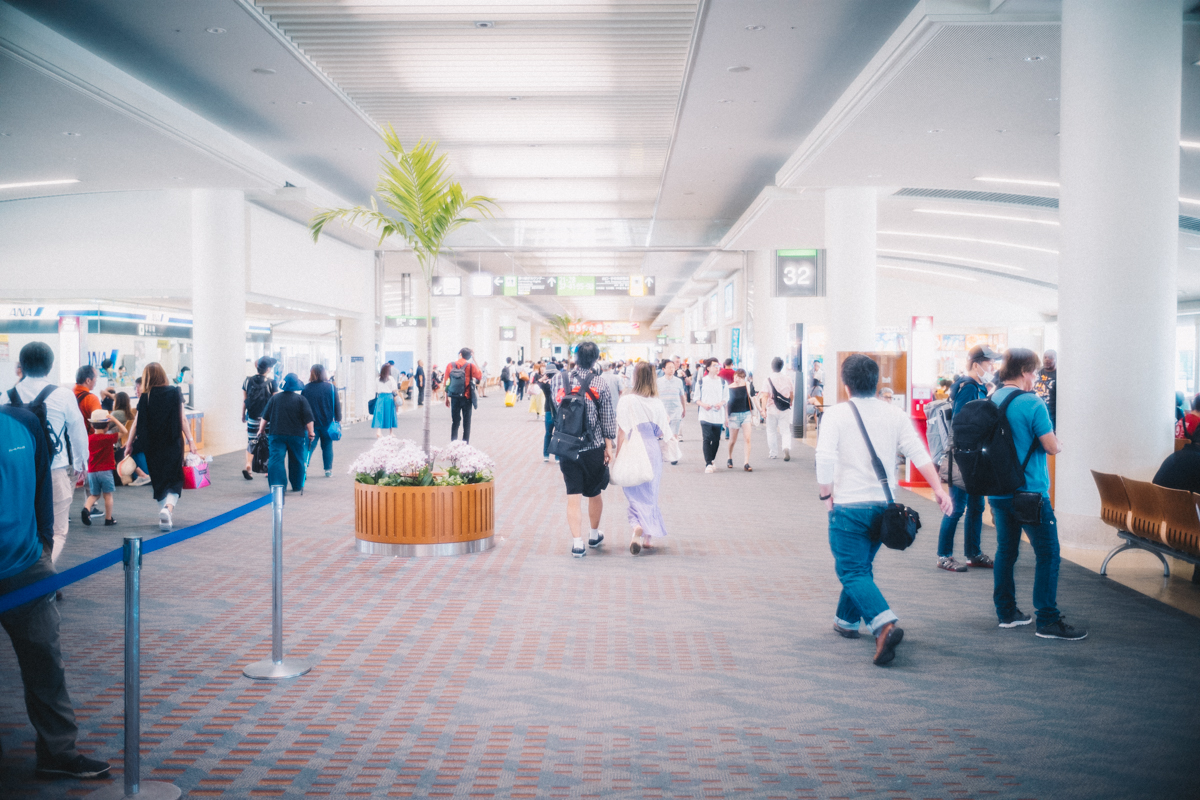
[1056,0,1181,519]
[824,187,877,402]
[191,190,246,456]
[339,253,377,419]
[752,250,787,378]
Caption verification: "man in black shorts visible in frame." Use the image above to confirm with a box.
[550,341,617,558]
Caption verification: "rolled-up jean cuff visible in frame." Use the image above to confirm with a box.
[868,610,898,635]
[158,492,179,510]
[835,616,860,632]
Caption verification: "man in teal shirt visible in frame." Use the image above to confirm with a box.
[0,405,110,780]
[987,349,1086,641]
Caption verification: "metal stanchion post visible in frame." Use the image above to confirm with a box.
[89,538,181,799]
[243,486,311,680]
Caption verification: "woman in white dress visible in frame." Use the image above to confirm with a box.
[614,362,675,555]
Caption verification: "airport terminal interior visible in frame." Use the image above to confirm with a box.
[1,0,1199,798]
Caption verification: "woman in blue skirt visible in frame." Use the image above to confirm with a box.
[372,363,400,437]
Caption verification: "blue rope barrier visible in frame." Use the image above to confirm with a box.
[0,493,273,615]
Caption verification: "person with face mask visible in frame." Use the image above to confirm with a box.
[936,345,1001,573]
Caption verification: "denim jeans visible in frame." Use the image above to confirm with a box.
[310,425,335,472]
[543,410,557,458]
[937,484,984,558]
[990,497,1061,626]
[0,552,80,761]
[268,434,309,492]
[828,503,898,634]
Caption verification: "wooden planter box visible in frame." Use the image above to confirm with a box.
[354,480,494,556]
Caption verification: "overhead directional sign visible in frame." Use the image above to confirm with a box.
[432,276,461,296]
[492,276,655,297]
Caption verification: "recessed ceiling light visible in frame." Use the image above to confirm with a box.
[914,208,1058,226]
[995,129,1007,133]
[718,99,733,104]
[172,176,183,181]
[927,129,943,134]
[0,178,80,191]
[745,25,765,31]
[297,100,312,105]
[879,231,1058,254]
[62,132,81,137]
[474,21,494,28]
[727,65,750,73]
[206,27,226,34]
[867,174,882,178]
[1182,197,1200,206]
[0,132,10,137]
[1047,97,1059,102]
[877,248,1027,272]
[1182,141,1200,150]
[1024,55,1045,62]
[509,96,522,101]
[973,176,1060,187]
[253,67,276,75]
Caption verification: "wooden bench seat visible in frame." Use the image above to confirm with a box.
[1091,470,1200,582]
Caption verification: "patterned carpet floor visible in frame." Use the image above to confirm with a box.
[1,394,1198,799]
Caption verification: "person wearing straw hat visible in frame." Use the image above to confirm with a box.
[0,403,112,780]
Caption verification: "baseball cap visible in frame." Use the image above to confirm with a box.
[967,344,1001,365]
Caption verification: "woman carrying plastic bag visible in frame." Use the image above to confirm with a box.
[610,362,676,555]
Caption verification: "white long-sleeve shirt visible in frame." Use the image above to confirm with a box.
[1,377,89,473]
[815,397,931,505]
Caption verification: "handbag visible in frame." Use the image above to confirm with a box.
[368,397,377,416]
[328,420,343,441]
[609,427,654,486]
[183,453,211,490]
[847,401,921,551]
[251,435,270,474]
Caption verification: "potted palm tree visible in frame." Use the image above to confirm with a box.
[546,313,585,355]
[311,127,498,555]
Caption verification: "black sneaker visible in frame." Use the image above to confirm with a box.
[937,556,967,572]
[588,533,604,548]
[572,546,587,558]
[104,518,117,526]
[81,507,91,526]
[35,753,111,779]
[998,610,1033,628]
[833,623,860,639]
[967,554,995,568]
[1035,618,1088,640]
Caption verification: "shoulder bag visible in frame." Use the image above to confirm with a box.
[847,401,921,550]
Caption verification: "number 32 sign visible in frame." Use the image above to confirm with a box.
[774,249,826,298]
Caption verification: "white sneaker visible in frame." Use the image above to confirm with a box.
[131,475,151,487]
[543,456,549,462]
[704,464,715,474]
[159,508,172,532]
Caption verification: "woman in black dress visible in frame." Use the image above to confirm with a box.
[125,362,195,531]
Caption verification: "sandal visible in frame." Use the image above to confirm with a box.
[743,464,753,472]
[727,459,734,469]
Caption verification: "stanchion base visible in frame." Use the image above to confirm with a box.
[87,780,182,799]
[243,657,312,680]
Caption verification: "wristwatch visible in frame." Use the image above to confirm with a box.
[819,493,832,501]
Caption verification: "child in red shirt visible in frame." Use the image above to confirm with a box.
[83,410,127,526]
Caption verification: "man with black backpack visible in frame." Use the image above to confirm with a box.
[2,342,89,565]
[953,349,1083,641]
[549,341,617,558]
[934,345,999,573]
[241,357,277,481]
[444,347,483,443]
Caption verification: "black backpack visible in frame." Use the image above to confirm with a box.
[548,372,595,461]
[245,375,274,419]
[501,365,511,382]
[951,389,1038,496]
[8,385,71,464]
[446,363,468,396]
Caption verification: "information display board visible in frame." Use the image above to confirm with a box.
[774,250,825,297]
[489,275,656,297]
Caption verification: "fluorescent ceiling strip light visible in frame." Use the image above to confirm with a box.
[973,176,1060,187]
[878,231,1058,254]
[876,248,1027,272]
[1182,197,1200,206]
[878,264,977,282]
[0,178,80,191]
[1182,141,1200,150]
[913,208,1058,226]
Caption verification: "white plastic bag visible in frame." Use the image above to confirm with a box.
[664,436,682,464]
[610,428,654,486]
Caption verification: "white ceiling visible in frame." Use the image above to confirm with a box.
[2,0,1198,329]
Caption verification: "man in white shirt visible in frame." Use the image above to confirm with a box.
[599,362,624,403]
[815,354,953,667]
[1,342,89,564]
[656,360,686,450]
[763,357,794,461]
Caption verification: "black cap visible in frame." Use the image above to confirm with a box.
[967,345,1000,365]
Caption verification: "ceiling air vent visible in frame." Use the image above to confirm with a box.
[894,188,1059,209]
[1180,215,1200,235]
